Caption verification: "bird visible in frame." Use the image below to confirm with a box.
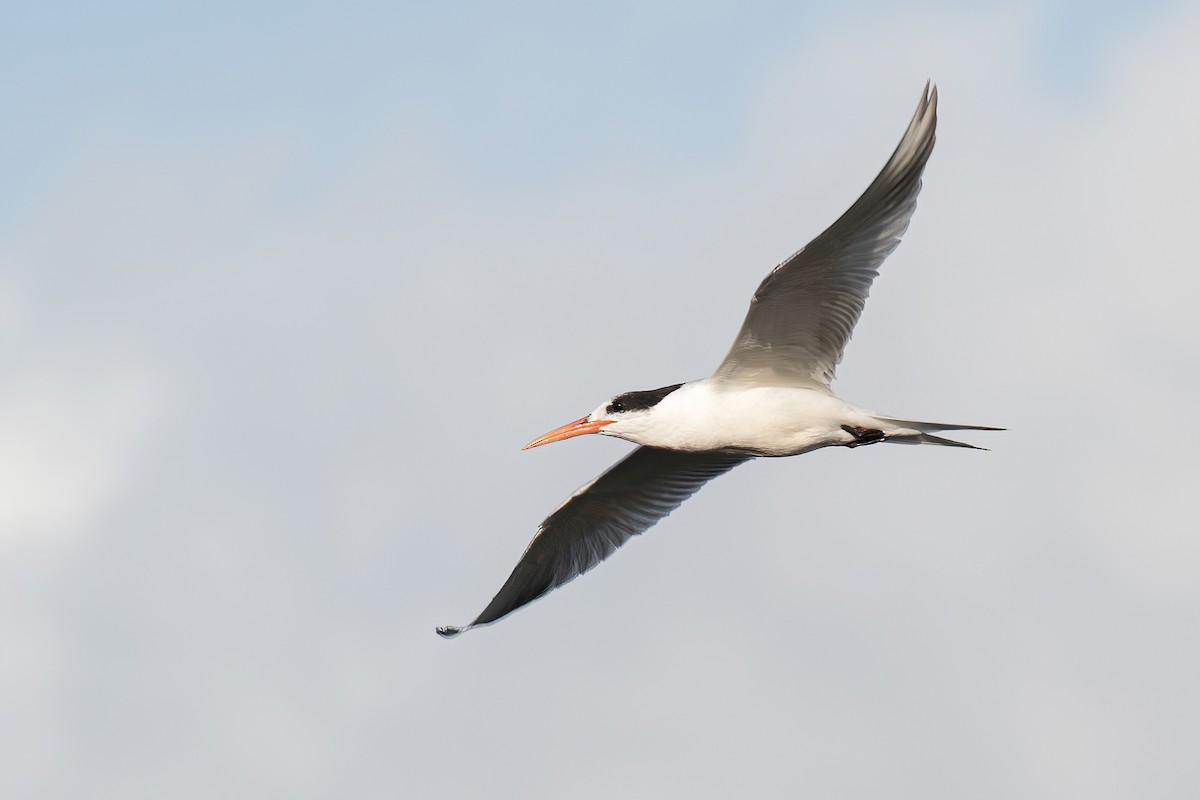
[437,83,999,638]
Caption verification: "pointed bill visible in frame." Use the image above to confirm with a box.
[523,416,614,450]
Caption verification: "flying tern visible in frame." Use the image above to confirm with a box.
[437,83,999,638]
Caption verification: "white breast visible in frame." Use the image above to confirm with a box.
[608,380,871,456]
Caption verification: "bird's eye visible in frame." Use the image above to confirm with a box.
[606,400,625,414]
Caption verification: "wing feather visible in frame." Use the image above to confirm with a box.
[437,447,749,637]
[713,83,938,389]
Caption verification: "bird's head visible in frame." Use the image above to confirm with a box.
[522,383,685,450]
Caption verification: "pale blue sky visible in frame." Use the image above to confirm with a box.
[0,0,1178,225]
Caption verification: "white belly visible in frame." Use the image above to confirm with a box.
[611,381,876,456]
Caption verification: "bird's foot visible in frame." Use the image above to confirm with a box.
[841,425,885,448]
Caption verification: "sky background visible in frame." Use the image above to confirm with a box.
[2,1,1199,797]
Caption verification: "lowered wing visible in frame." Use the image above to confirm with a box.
[437,446,750,637]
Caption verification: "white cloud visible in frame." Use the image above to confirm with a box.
[0,288,162,547]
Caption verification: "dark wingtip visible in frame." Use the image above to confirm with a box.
[436,625,464,639]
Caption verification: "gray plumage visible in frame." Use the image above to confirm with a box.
[713,83,937,389]
[436,447,748,638]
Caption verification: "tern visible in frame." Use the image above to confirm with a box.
[437,83,999,638]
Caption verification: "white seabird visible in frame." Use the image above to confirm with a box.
[438,83,999,638]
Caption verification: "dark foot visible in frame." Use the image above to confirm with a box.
[841,425,886,448]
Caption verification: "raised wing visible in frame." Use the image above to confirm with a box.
[713,83,938,389]
[437,447,750,637]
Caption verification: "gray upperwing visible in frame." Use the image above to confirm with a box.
[713,83,938,389]
[437,446,750,637]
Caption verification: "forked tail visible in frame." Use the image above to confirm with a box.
[876,417,1004,450]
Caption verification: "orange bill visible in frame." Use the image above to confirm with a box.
[522,416,615,450]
